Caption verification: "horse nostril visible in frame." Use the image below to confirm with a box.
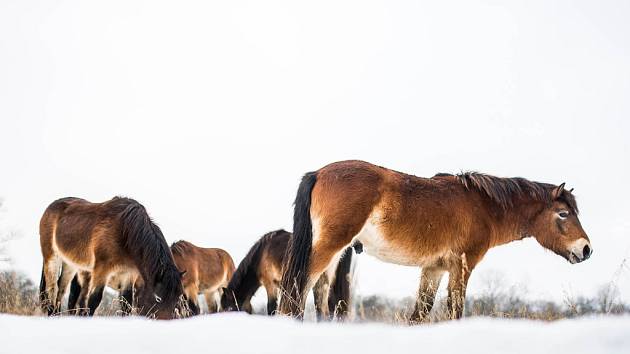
[583,244,591,259]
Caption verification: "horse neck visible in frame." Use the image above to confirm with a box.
[138,242,176,289]
[232,277,259,305]
[484,199,546,248]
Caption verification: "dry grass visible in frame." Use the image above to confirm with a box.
[1,268,628,322]
[0,271,40,315]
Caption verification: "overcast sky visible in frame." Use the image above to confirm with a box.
[1,0,629,304]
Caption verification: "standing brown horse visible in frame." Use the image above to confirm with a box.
[170,240,235,315]
[279,160,592,321]
[221,229,357,320]
[39,197,185,319]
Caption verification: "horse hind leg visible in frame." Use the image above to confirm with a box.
[282,228,354,318]
[40,256,62,315]
[55,263,77,313]
[312,271,331,321]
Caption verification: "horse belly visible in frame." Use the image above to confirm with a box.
[355,221,423,266]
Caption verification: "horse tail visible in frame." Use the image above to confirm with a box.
[223,230,282,311]
[279,171,318,316]
[328,247,354,320]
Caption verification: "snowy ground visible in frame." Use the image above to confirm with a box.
[1,314,629,354]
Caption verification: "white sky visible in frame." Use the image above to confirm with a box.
[1,0,629,303]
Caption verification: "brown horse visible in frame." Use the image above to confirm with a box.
[39,197,185,319]
[279,160,592,321]
[221,229,357,320]
[170,240,235,315]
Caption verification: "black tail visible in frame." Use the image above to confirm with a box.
[222,230,288,311]
[328,247,354,320]
[279,171,318,316]
[67,274,81,311]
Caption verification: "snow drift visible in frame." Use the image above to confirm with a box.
[1,314,629,354]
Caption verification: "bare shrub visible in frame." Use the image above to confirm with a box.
[0,271,40,315]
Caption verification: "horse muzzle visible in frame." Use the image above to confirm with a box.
[567,239,592,264]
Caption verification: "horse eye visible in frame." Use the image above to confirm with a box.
[558,211,569,219]
[154,295,162,303]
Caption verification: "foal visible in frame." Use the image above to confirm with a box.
[221,229,357,320]
[170,240,235,315]
[39,197,185,319]
[279,160,592,321]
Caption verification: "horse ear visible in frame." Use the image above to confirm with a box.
[553,183,566,199]
[569,187,574,193]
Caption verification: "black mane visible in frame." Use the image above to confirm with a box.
[117,197,182,305]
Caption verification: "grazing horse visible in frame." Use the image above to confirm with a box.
[39,197,185,319]
[221,229,357,320]
[170,240,235,315]
[278,160,592,321]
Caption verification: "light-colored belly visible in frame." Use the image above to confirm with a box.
[355,219,421,266]
[354,213,449,267]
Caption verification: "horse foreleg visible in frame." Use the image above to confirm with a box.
[261,282,278,315]
[204,290,219,314]
[410,266,445,324]
[86,269,109,316]
[76,272,91,315]
[67,274,81,313]
[120,285,134,316]
[446,255,473,320]
[185,285,200,316]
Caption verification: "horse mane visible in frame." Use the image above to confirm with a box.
[227,229,289,301]
[116,197,181,304]
[441,172,578,213]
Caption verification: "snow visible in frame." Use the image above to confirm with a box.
[1,314,629,354]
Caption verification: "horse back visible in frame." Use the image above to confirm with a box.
[171,241,235,292]
[40,197,137,269]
